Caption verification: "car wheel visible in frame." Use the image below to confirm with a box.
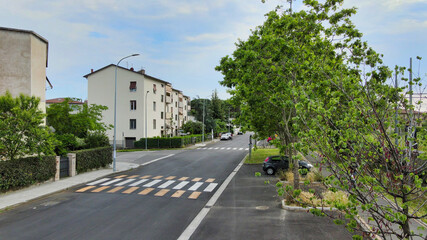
[266,168,275,175]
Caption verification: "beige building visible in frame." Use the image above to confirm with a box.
[0,27,49,112]
[84,65,191,148]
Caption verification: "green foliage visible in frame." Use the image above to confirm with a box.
[134,135,205,149]
[46,98,110,138]
[84,132,110,149]
[74,146,112,174]
[0,91,55,161]
[182,121,203,134]
[0,156,56,192]
[53,133,80,156]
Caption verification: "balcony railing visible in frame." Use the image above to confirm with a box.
[166,112,172,119]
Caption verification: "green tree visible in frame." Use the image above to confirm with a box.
[0,92,55,161]
[182,121,203,134]
[47,98,110,138]
[217,0,426,239]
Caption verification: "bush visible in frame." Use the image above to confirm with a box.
[0,156,56,192]
[84,132,109,149]
[134,135,205,149]
[54,133,81,156]
[74,146,112,174]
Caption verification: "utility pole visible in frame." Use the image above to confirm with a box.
[408,58,413,161]
[394,69,398,146]
[288,0,295,14]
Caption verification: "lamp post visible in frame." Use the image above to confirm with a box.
[145,90,149,150]
[202,98,205,144]
[113,53,139,172]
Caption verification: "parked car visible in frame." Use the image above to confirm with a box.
[220,132,232,140]
[262,155,313,175]
[237,131,243,135]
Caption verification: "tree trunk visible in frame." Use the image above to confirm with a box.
[292,143,299,190]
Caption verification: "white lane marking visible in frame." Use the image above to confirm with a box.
[188,182,203,191]
[202,147,207,149]
[115,179,136,186]
[239,148,243,150]
[233,148,237,150]
[208,147,213,149]
[101,178,123,186]
[143,180,162,187]
[177,155,246,240]
[203,183,218,192]
[173,181,189,189]
[214,147,219,149]
[140,154,175,166]
[158,180,176,189]
[245,148,249,150]
[87,178,110,185]
[227,147,231,150]
[220,147,225,149]
[129,179,149,186]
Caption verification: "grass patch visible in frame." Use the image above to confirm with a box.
[244,148,280,164]
[385,194,427,224]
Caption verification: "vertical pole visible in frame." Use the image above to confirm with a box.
[145,91,149,150]
[395,69,399,146]
[409,58,413,160]
[113,65,118,172]
[228,108,230,133]
[202,99,205,144]
[249,135,252,160]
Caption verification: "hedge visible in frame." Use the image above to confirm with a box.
[74,146,112,174]
[134,134,211,149]
[0,156,56,192]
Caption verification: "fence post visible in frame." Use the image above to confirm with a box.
[68,153,76,177]
[55,156,60,181]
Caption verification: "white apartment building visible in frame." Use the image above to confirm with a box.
[0,27,50,113]
[84,65,191,148]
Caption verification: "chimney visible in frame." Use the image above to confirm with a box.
[140,69,145,74]
[91,69,94,73]
[130,67,134,71]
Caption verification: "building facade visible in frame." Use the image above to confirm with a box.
[0,27,49,112]
[85,65,191,148]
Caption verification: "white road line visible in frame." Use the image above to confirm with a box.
[208,147,213,149]
[129,179,149,186]
[239,148,243,150]
[220,147,225,149]
[115,179,136,186]
[173,181,189,189]
[214,147,219,149]
[143,180,162,187]
[101,178,123,186]
[87,178,110,185]
[227,147,231,150]
[177,155,246,240]
[245,148,249,150]
[233,147,237,150]
[140,154,175,166]
[158,180,176,189]
[188,182,203,191]
[202,147,207,149]
[203,183,218,192]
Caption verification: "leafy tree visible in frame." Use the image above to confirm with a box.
[0,92,55,161]
[182,121,203,134]
[210,89,225,121]
[217,0,426,239]
[46,98,110,138]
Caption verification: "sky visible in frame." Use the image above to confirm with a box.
[1,0,427,101]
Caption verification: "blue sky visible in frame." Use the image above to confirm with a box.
[1,0,426,100]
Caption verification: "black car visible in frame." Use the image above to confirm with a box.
[262,155,313,175]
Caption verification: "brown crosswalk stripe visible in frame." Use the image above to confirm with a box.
[127,175,139,179]
[115,175,127,178]
[107,187,124,193]
[155,189,170,196]
[205,178,215,183]
[188,192,201,199]
[165,176,176,180]
[153,175,163,179]
[171,190,186,198]
[123,187,139,194]
[178,177,189,181]
[192,178,202,182]
[138,188,155,195]
[92,186,110,192]
[140,175,151,179]
[76,186,96,192]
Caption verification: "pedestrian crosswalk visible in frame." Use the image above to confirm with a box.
[75,174,219,200]
[197,147,249,151]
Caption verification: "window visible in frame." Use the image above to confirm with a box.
[153,119,156,129]
[175,115,177,120]
[171,107,173,113]
[161,112,164,119]
[129,81,136,91]
[161,95,164,102]
[130,100,136,110]
[161,84,164,88]
[130,119,136,129]
[153,101,156,111]
[153,84,157,94]
[175,102,177,107]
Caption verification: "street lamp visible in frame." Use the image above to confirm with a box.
[145,90,149,150]
[202,98,205,144]
[113,53,139,172]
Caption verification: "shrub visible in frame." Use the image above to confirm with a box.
[74,146,112,174]
[134,135,204,149]
[84,132,109,149]
[0,156,56,192]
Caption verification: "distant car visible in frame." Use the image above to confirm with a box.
[237,131,243,135]
[220,132,232,140]
[262,155,313,175]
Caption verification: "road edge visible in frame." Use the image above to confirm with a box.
[177,154,247,240]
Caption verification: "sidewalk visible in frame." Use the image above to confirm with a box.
[0,139,219,212]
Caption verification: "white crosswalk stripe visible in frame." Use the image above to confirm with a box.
[245,148,249,150]
[227,147,231,150]
[203,183,218,192]
[173,181,189,189]
[115,179,136,186]
[188,182,203,191]
[158,180,176,188]
[129,179,149,186]
[233,147,237,150]
[220,147,225,149]
[239,148,243,150]
[143,180,162,187]
[87,178,110,185]
[101,178,123,186]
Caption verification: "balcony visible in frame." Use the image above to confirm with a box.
[178,101,183,108]
[166,85,172,94]
[178,108,183,115]
[166,112,172,119]
[166,96,172,104]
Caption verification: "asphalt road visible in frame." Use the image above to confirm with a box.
[0,134,251,240]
